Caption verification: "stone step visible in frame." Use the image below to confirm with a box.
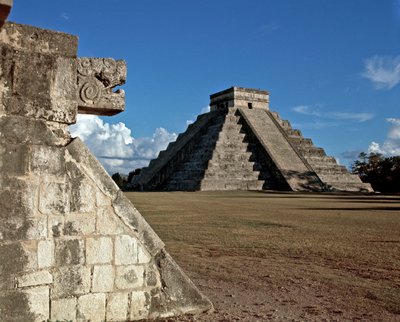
[324,181,373,193]
[289,137,313,147]
[303,155,337,164]
[317,173,363,183]
[200,179,265,191]
[312,164,348,174]
[210,151,253,162]
[296,146,326,157]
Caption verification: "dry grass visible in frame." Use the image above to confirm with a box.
[126,191,400,321]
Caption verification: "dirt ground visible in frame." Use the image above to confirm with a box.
[126,191,400,322]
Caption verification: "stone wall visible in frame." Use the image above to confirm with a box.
[0,19,211,322]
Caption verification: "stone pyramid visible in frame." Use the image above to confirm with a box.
[130,87,372,193]
[0,8,211,322]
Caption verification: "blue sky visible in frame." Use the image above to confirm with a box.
[10,0,400,173]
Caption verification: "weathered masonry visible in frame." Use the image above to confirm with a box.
[0,6,212,322]
[130,87,372,192]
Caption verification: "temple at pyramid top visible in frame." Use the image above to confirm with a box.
[129,87,373,193]
[210,86,270,111]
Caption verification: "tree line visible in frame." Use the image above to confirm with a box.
[351,152,400,193]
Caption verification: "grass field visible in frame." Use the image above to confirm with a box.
[126,191,400,321]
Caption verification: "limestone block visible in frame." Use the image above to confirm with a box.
[0,177,37,240]
[0,242,35,285]
[51,297,77,321]
[55,238,84,266]
[96,190,111,207]
[24,286,50,322]
[52,266,91,299]
[0,22,78,57]
[26,214,47,240]
[130,291,150,321]
[96,206,126,235]
[37,240,54,268]
[20,240,38,270]
[48,214,64,238]
[0,142,29,175]
[64,212,96,236]
[77,293,106,322]
[67,160,96,213]
[115,265,145,290]
[31,145,65,175]
[0,116,61,146]
[17,270,52,288]
[92,265,114,293]
[145,266,161,288]
[86,237,113,264]
[137,241,151,264]
[77,58,126,116]
[115,235,138,265]
[39,180,69,215]
[0,46,77,124]
[106,292,129,321]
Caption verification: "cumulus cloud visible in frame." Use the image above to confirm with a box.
[292,105,374,124]
[362,55,400,90]
[69,115,177,174]
[368,118,400,156]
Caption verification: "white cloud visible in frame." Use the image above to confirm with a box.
[292,105,374,123]
[201,105,211,114]
[69,115,177,174]
[368,118,400,156]
[362,55,400,90]
[292,105,321,116]
[60,12,70,20]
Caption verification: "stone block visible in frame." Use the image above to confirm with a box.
[77,293,106,322]
[55,238,84,266]
[31,145,65,175]
[86,237,113,264]
[51,297,77,321]
[17,270,52,288]
[0,48,77,124]
[64,212,96,236]
[92,265,114,293]
[39,180,69,215]
[106,292,129,321]
[37,240,54,268]
[0,177,37,240]
[52,266,91,299]
[67,160,96,213]
[0,116,60,146]
[0,142,29,175]
[20,240,38,270]
[0,291,34,321]
[25,215,47,240]
[115,234,138,265]
[0,22,78,57]
[115,265,144,290]
[96,206,125,235]
[48,214,64,238]
[96,190,111,207]
[130,291,150,321]
[138,241,151,264]
[24,286,50,322]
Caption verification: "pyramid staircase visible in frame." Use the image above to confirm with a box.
[129,87,373,193]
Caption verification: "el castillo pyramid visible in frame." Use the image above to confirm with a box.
[0,3,212,321]
[130,87,372,193]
